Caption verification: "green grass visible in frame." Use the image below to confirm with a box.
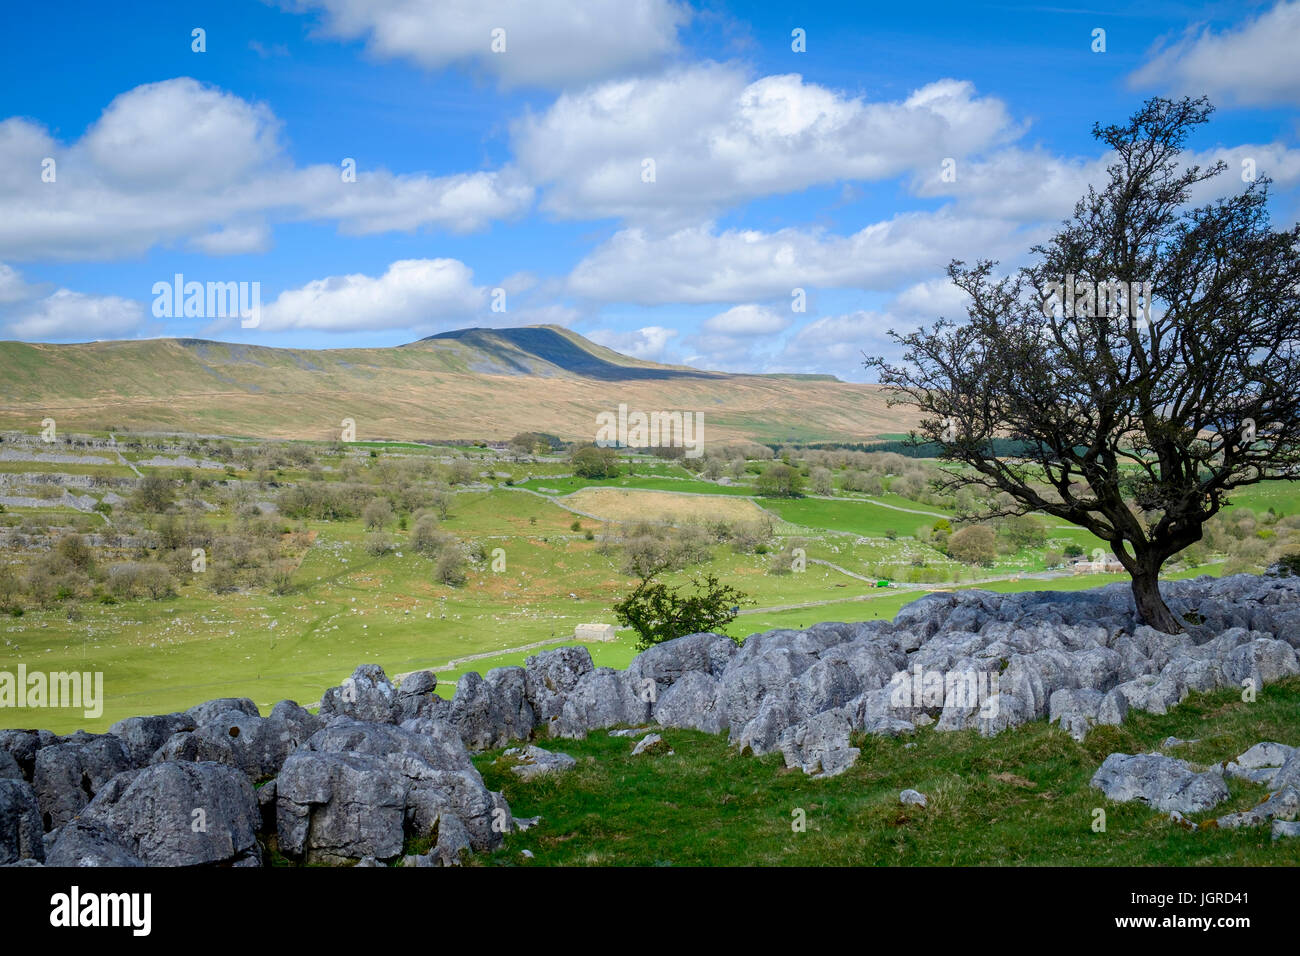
[518,474,755,497]
[472,677,1300,866]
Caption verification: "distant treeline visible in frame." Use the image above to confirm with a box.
[767,437,1034,458]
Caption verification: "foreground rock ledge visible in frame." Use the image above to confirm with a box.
[3,574,1299,866]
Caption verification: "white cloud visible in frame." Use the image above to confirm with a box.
[258,258,486,332]
[701,304,790,336]
[282,0,687,88]
[514,65,1018,223]
[188,223,273,256]
[567,212,1031,304]
[586,325,678,361]
[5,288,145,341]
[912,147,1106,222]
[0,78,532,261]
[1129,2,1300,108]
[892,277,973,321]
[0,262,37,304]
[767,310,907,380]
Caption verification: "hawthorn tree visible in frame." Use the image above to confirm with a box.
[613,571,751,650]
[869,97,1300,633]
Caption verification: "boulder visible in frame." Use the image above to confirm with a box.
[1048,688,1104,742]
[277,718,503,863]
[553,668,650,739]
[624,632,737,701]
[653,670,727,734]
[524,646,594,726]
[0,729,57,782]
[78,761,260,866]
[394,671,444,722]
[0,750,22,781]
[1222,639,1300,690]
[502,745,576,781]
[450,667,535,750]
[152,704,317,783]
[107,713,196,768]
[0,779,43,864]
[44,819,143,867]
[778,709,859,779]
[33,733,132,829]
[185,697,260,726]
[276,750,408,864]
[1091,752,1230,815]
[318,665,401,724]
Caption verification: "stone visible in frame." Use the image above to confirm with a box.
[318,665,401,724]
[625,632,737,701]
[1272,820,1300,840]
[1234,741,1296,769]
[631,733,672,756]
[553,668,650,739]
[450,667,535,750]
[186,697,260,726]
[525,645,594,727]
[44,819,143,867]
[778,709,859,779]
[33,733,132,829]
[276,750,407,864]
[1091,752,1230,815]
[1048,688,1104,742]
[78,761,260,866]
[900,789,927,807]
[107,712,196,767]
[653,670,726,734]
[0,750,22,781]
[502,745,576,781]
[0,779,43,864]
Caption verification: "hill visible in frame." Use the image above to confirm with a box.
[0,325,910,444]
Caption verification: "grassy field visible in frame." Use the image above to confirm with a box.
[0,430,1281,735]
[472,676,1300,866]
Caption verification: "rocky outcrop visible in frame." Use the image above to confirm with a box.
[12,573,1300,867]
[73,761,262,866]
[0,779,43,864]
[276,718,504,864]
[1091,753,1230,814]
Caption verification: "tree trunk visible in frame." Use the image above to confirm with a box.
[1130,561,1183,633]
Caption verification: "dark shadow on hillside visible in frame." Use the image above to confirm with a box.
[418,327,721,381]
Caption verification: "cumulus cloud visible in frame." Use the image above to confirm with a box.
[514,65,1018,223]
[911,147,1106,222]
[4,288,145,341]
[282,0,687,88]
[586,325,678,361]
[258,258,487,332]
[1129,2,1300,108]
[0,78,532,261]
[0,262,37,304]
[188,223,273,256]
[700,304,791,337]
[567,212,1031,304]
[0,262,145,341]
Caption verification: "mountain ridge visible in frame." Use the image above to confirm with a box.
[0,325,906,444]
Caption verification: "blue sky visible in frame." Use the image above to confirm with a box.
[1,0,1297,380]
